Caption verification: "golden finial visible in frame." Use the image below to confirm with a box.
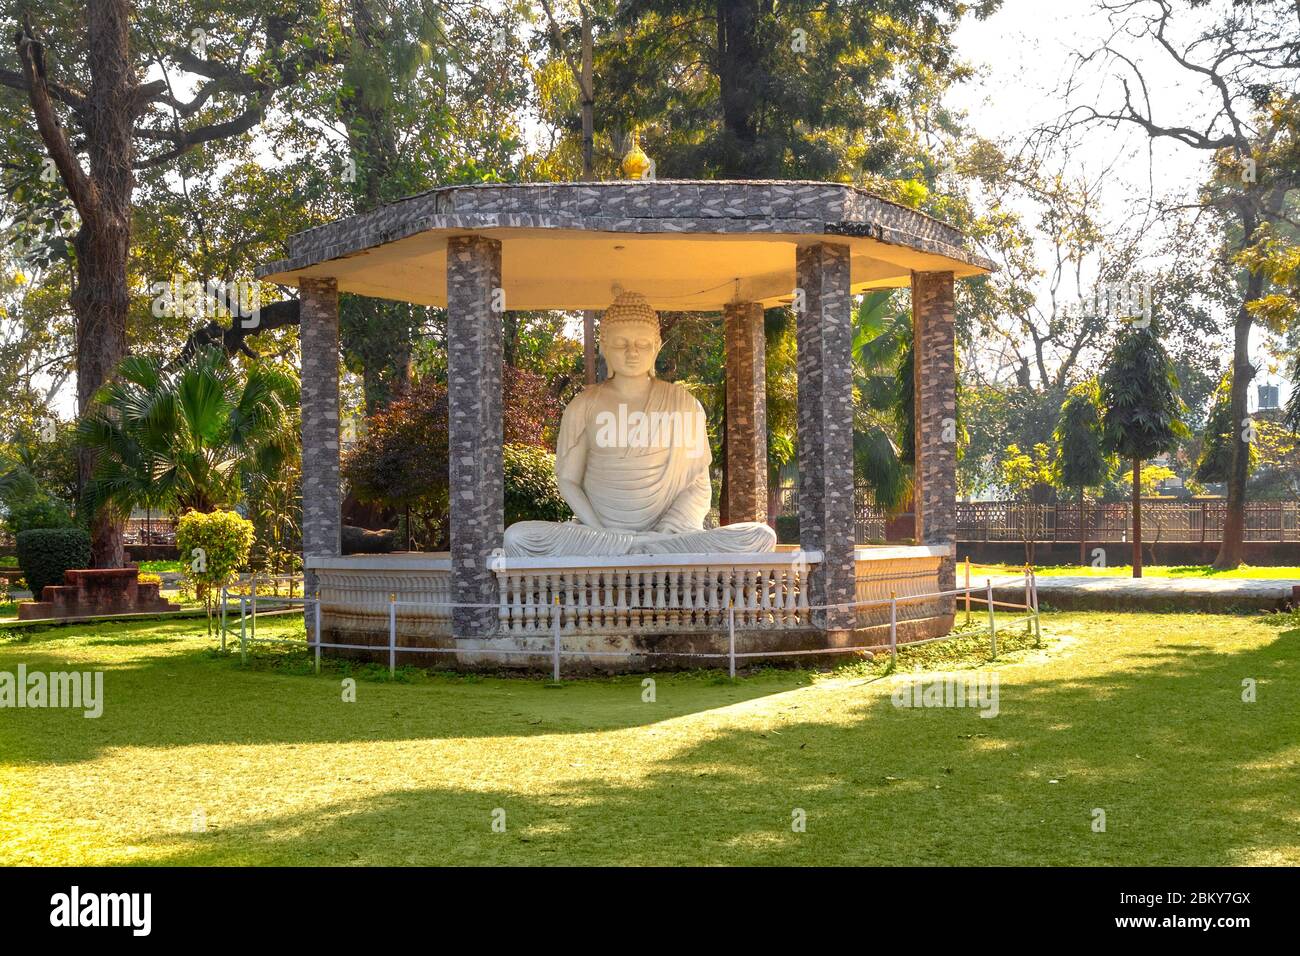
[620,127,652,180]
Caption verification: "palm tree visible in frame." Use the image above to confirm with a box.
[851,291,915,513]
[78,348,299,522]
[0,453,38,505]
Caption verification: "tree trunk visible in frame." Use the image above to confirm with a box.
[1131,458,1142,578]
[1212,272,1262,569]
[73,0,136,568]
[715,0,764,176]
[1078,486,1086,567]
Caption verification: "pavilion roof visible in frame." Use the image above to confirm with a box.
[257,180,994,311]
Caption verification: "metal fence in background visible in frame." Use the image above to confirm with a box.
[954,500,1300,544]
[771,486,1299,544]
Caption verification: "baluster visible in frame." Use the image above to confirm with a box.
[599,569,609,627]
[654,570,666,626]
[631,570,643,627]
[497,570,509,632]
[510,572,524,633]
[797,564,811,624]
[705,568,719,628]
[519,572,533,632]
[614,569,626,627]
[575,570,589,631]
[681,568,696,627]
[666,567,679,626]
[784,565,797,626]
[688,567,701,626]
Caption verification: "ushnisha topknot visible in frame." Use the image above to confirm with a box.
[601,291,660,334]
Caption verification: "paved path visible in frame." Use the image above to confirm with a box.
[994,575,1300,612]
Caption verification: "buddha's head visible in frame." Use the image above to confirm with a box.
[600,291,662,379]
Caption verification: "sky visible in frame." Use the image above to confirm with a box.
[946,0,1292,410]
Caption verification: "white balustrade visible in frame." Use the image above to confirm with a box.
[307,546,950,641]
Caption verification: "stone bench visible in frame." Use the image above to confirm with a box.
[18,567,180,621]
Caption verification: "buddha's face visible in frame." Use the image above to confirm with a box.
[601,322,661,378]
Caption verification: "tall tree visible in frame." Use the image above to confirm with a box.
[1099,324,1189,577]
[1061,0,1300,568]
[586,0,999,179]
[1053,378,1110,565]
[1,0,342,565]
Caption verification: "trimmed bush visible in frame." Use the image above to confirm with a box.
[175,510,255,632]
[16,528,92,598]
[503,443,571,526]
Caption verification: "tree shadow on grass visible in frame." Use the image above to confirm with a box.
[115,625,1299,866]
[0,625,814,766]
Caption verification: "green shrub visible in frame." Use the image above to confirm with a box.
[16,528,91,598]
[775,514,799,544]
[175,509,255,632]
[5,495,76,537]
[503,443,571,525]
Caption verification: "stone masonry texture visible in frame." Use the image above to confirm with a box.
[447,236,505,637]
[912,271,958,608]
[258,181,994,281]
[796,243,856,632]
[299,277,341,636]
[724,300,768,524]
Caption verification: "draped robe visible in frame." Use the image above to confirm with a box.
[504,379,776,557]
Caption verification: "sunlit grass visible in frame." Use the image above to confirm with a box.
[971,563,1300,579]
[1,609,1295,866]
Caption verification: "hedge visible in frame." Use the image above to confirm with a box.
[16,528,92,598]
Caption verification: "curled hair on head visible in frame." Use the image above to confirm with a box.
[600,291,662,377]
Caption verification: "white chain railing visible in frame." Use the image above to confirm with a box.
[219,571,1041,681]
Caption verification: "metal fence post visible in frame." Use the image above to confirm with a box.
[728,605,736,679]
[964,557,971,626]
[220,586,227,652]
[1024,566,1033,635]
[239,595,247,664]
[551,594,561,683]
[1031,568,1042,647]
[313,590,322,674]
[986,579,996,659]
[889,591,897,665]
[388,592,397,678]
[250,573,258,639]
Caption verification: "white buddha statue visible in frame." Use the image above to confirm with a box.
[504,292,777,557]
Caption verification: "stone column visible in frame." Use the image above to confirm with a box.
[299,277,341,640]
[795,243,856,633]
[447,236,504,637]
[912,271,958,615]
[724,300,768,524]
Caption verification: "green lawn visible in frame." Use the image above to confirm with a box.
[974,563,1300,579]
[138,560,184,573]
[1,609,1296,866]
